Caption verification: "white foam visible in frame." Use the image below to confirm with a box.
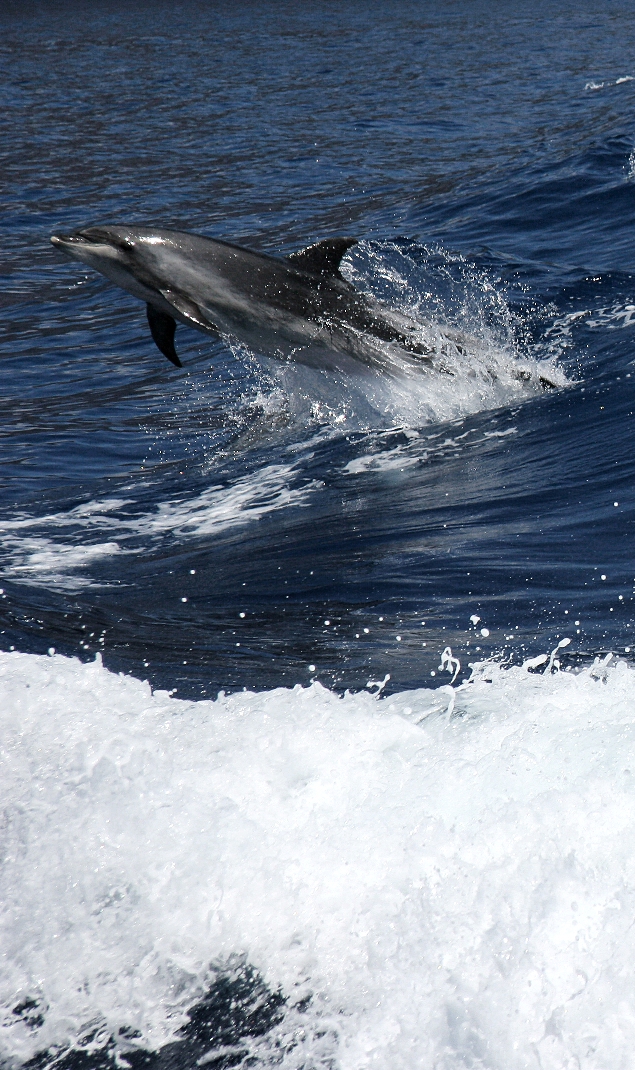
[0,499,132,533]
[0,500,131,588]
[0,465,315,590]
[548,303,635,336]
[342,425,517,476]
[0,538,122,590]
[140,464,317,537]
[343,444,421,474]
[585,303,635,329]
[2,648,635,1068]
[585,76,633,91]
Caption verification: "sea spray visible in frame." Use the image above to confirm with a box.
[1,647,635,1068]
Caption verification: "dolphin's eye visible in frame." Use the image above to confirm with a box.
[79,228,135,252]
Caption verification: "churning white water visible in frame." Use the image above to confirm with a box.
[1,647,635,1069]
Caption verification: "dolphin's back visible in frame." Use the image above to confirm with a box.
[137,230,374,347]
[152,231,361,317]
[50,225,467,373]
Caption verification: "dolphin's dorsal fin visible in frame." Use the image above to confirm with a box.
[147,304,182,368]
[287,237,357,278]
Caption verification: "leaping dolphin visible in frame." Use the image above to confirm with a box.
[50,226,556,387]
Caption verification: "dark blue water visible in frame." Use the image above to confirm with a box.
[2,1,635,1066]
[2,0,635,695]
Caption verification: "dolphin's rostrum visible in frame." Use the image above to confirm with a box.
[50,226,556,387]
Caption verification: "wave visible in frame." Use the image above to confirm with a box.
[1,646,634,1069]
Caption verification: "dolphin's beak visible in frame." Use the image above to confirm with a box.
[51,229,135,259]
[51,233,92,256]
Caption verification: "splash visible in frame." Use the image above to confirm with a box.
[221,241,565,437]
[1,646,635,1069]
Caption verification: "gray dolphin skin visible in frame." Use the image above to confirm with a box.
[50,226,556,387]
[49,226,438,372]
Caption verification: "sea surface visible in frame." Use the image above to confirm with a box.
[2,1,635,1067]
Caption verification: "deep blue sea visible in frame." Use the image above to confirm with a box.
[2,2,635,1068]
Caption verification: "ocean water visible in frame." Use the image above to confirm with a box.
[2,1,635,1066]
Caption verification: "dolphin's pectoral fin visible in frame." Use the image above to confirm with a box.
[288,237,358,279]
[159,289,219,333]
[146,304,182,368]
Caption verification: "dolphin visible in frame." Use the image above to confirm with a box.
[50,226,556,387]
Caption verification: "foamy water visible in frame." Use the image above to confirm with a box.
[0,465,318,591]
[4,5,635,1067]
[2,647,635,1069]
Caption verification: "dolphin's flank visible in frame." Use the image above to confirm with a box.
[50,226,556,388]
